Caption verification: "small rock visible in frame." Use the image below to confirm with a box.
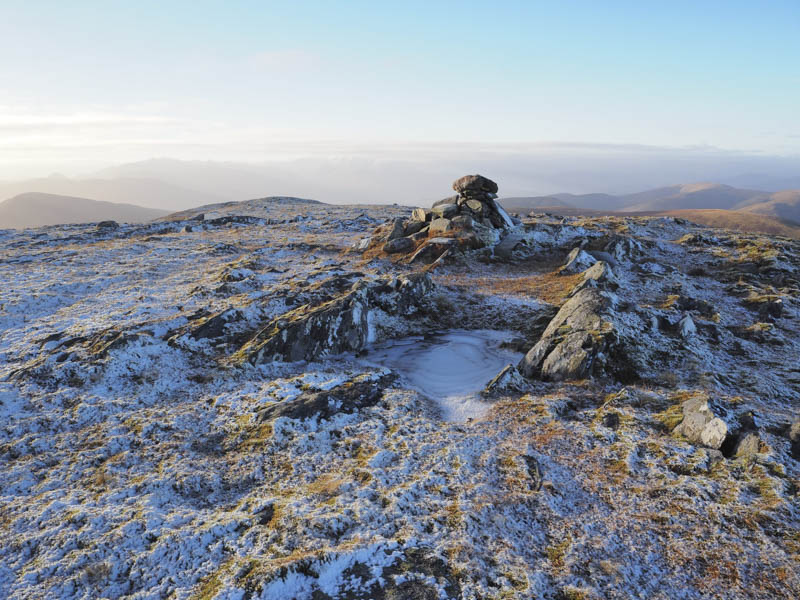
[788,418,800,459]
[96,220,119,230]
[482,364,527,396]
[679,315,697,338]
[674,397,730,451]
[383,237,416,254]
[733,432,761,458]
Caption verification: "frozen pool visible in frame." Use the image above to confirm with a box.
[360,329,522,421]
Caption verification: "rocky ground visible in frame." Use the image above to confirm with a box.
[1,184,799,599]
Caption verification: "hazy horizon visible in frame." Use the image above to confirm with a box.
[2,1,799,188]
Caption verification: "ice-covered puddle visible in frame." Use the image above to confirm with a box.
[361,329,523,421]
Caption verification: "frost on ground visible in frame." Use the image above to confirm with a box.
[1,197,799,599]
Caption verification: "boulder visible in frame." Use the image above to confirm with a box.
[429,218,453,235]
[97,220,119,230]
[452,174,498,194]
[431,203,459,219]
[383,237,416,254]
[411,208,430,222]
[519,287,614,381]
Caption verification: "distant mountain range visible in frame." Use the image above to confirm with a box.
[0,193,169,229]
[500,183,800,229]
[498,183,800,239]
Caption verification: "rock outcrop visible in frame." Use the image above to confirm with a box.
[238,273,433,363]
[518,262,638,382]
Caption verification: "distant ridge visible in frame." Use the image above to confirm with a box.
[158,196,325,222]
[0,192,169,229]
[0,175,223,211]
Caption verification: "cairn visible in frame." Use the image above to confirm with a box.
[370,174,516,264]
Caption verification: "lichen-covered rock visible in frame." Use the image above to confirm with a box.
[238,273,434,363]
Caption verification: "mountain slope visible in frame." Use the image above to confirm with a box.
[735,190,800,224]
[620,183,766,211]
[0,175,223,211]
[0,192,169,229]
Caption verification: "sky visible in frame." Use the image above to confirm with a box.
[1,0,799,179]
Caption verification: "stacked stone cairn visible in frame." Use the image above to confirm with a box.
[375,174,515,264]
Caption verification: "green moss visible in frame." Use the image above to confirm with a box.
[546,536,571,569]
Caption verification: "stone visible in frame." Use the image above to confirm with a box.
[733,432,761,458]
[409,227,430,243]
[429,218,453,235]
[431,203,458,219]
[408,238,456,264]
[387,218,406,241]
[452,174,498,194]
[465,199,484,215]
[493,201,516,228]
[404,220,426,236]
[560,247,597,274]
[482,364,527,397]
[788,418,800,459]
[383,237,416,254]
[679,315,697,338]
[493,232,524,261]
[673,397,730,451]
[411,208,429,222]
[97,220,119,229]
[432,195,459,208]
[450,215,474,231]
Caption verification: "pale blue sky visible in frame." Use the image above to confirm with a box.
[1,0,799,176]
